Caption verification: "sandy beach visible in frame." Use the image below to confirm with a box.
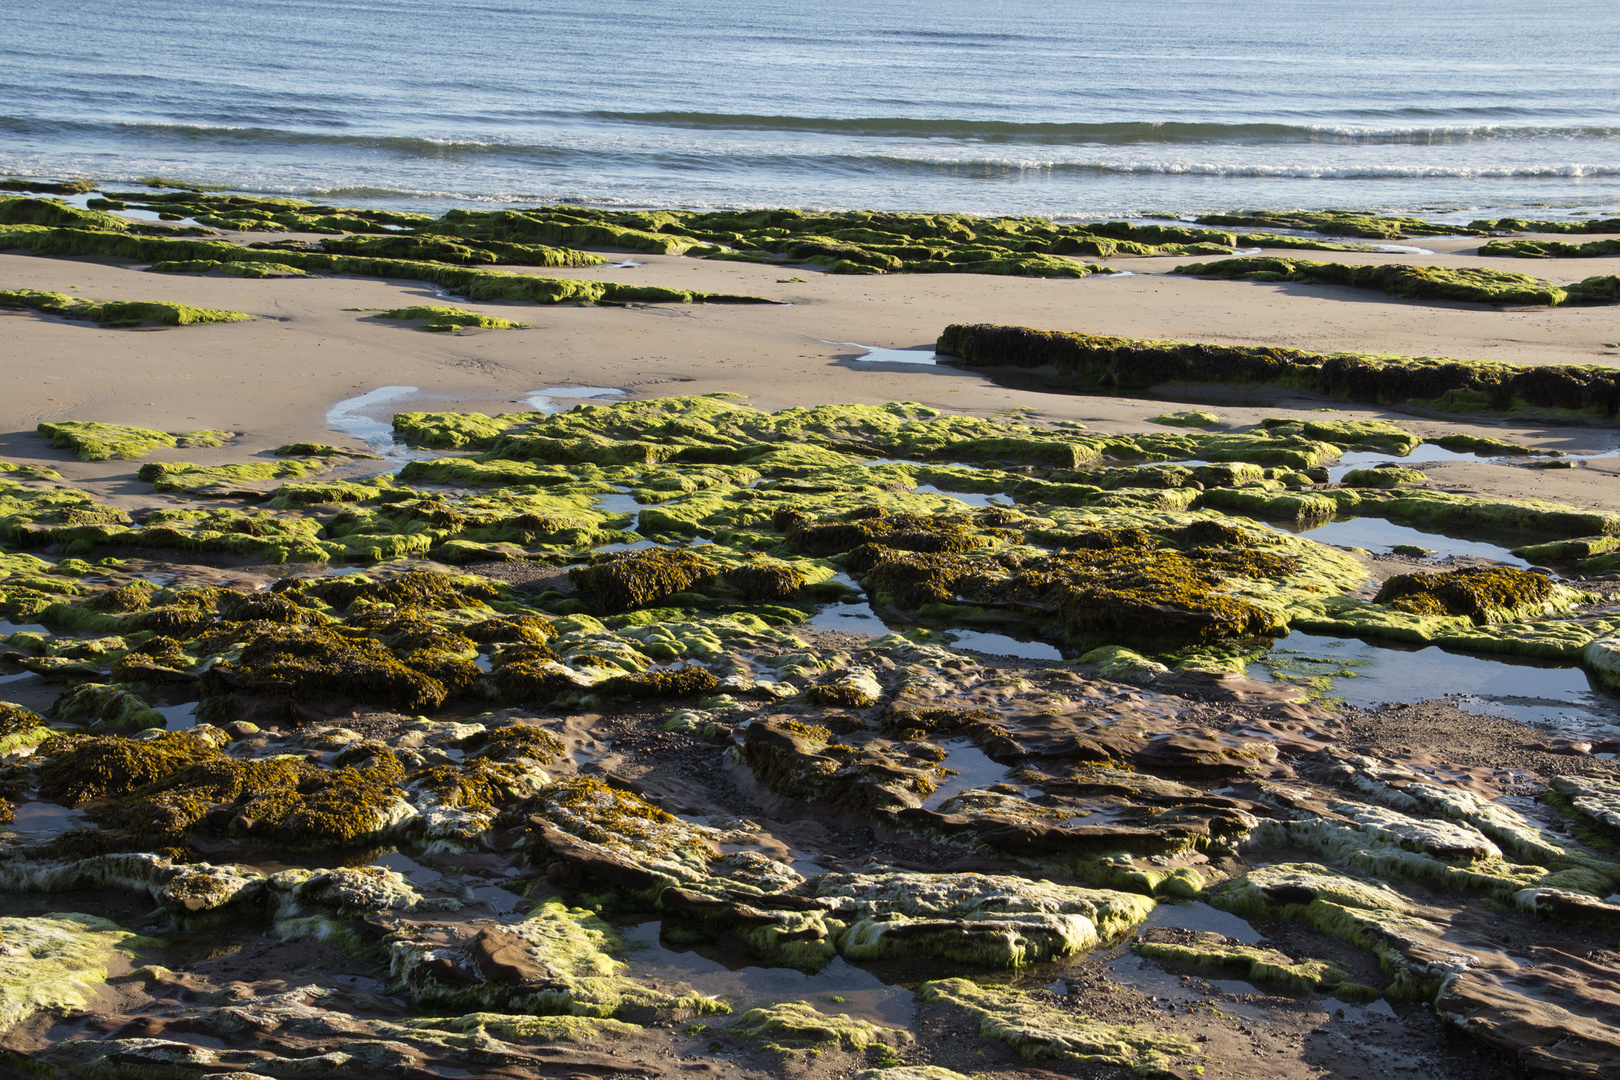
[4,233,1620,506]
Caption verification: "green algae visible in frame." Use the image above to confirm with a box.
[0,197,129,232]
[1339,466,1426,488]
[0,226,771,306]
[1482,237,1620,259]
[372,305,531,332]
[391,899,729,1019]
[1150,410,1221,428]
[915,978,1195,1076]
[150,258,314,277]
[136,458,330,495]
[1471,216,1620,235]
[36,421,231,461]
[1372,567,1561,624]
[0,914,144,1030]
[726,1000,908,1054]
[1173,256,1579,307]
[1211,863,1448,998]
[273,442,379,459]
[936,323,1620,420]
[0,288,253,327]
[1135,934,1377,1000]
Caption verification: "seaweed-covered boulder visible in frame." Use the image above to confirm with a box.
[567,546,716,614]
[201,626,451,712]
[1372,567,1562,624]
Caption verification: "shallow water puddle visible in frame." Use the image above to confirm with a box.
[807,572,892,635]
[594,488,644,519]
[823,340,940,365]
[1143,901,1263,944]
[912,483,1010,509]
[526,386,625,414]
[805,574,1064,658]
[1252,632,1620,730]
[0,621,49,636]
[1105,952,1266,1002]
[621,922,914,1025]
[6,801,88,838]
[943,629,1064,661]
[156,702,198,731]
[370,850,443,886]
[1264,516,1528,566]
[924,739,1015,810]
[1327,442,1477,482]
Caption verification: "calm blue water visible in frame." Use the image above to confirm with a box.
[3,0,1619,218]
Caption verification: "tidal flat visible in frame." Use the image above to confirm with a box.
[1,186,1620,1080]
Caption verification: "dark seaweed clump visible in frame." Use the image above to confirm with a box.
[935,323,1620,419]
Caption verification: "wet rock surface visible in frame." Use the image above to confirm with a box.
[0,395,1616,1079]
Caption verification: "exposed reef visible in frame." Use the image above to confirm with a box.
[0,379,1615,1080]
[1171,256,1616,307]
[937,322,1620,420]
[0,288,251,328]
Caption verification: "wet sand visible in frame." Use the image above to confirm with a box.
[3,235,1620,505]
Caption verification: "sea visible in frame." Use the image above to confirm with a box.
[2,0,1619,222]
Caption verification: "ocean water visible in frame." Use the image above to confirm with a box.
[2,0,1619,219]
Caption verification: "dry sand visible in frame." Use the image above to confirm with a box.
[2,233,1619,508]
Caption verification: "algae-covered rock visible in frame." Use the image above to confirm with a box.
[1,288,252,327]
[1373,567,1565,624]
[1585,636,1620,693]
[726,1000,909,1054]
[819,870,1153,966]
[1135,933,1377,999]
[373,305,531,333]
[36,420,232,461]
[1077,645,1168,684]
[390,899,728,1018]
[936,323,1620,420]
[915,977,1196,1074]
[1340,466,1426,488]
[1549,774,1620,840]
[568,547,716,614]
[1151,410,1221,428]
[0,913,143,1030]
[1214,863,1459,997]
[1174,256,1574,307]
